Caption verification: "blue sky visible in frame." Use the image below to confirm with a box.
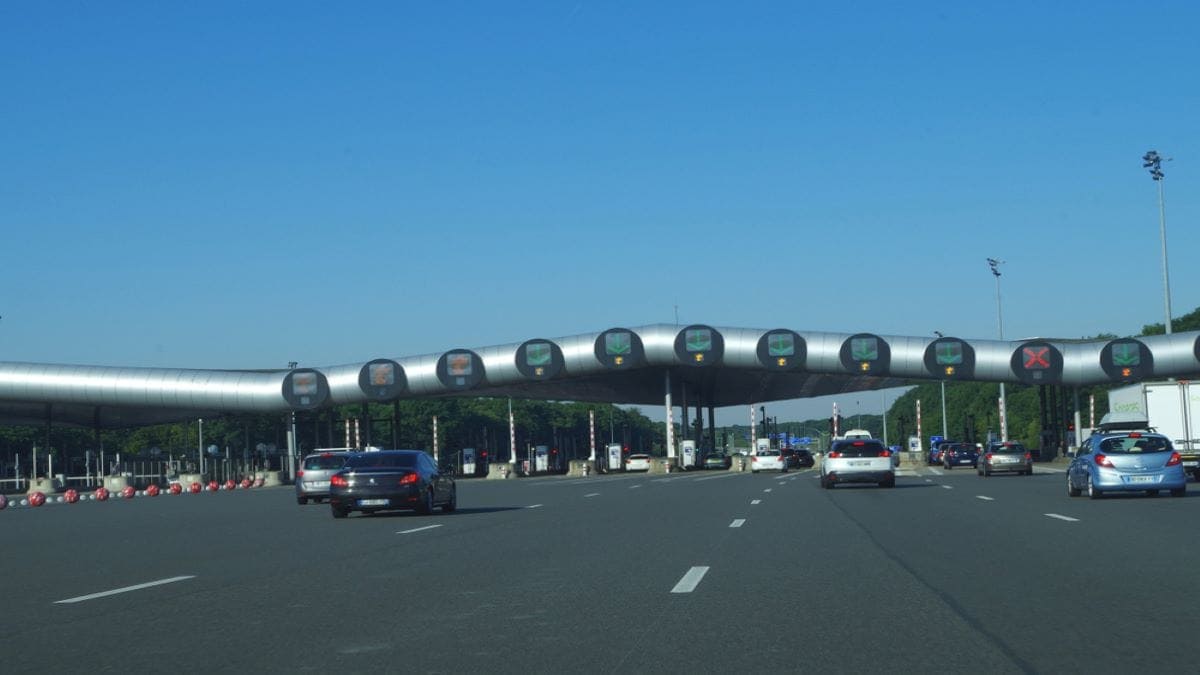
[2,1,1197,423]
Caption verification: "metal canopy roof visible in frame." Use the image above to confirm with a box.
[1,324,1198,429]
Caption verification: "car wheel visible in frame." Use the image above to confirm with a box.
[752,470,759,474]
[331,504,348,519]
[1067,474,1081,497]
[1145,489,1160,497]
[944,464,952,471]
[1171,486,1186,497]
[441,486,457,513]
[1087,474,1103,500]
[297,497,308,505]
[983,468,992,477]
[418,488,434,515]
[881,477,895,488]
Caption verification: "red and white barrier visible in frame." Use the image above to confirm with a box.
[169,483,183,495]
[0,494,8,510]
[120,486,136,499]
[145,484,160,497]
[29,491,46,507]
[95,487,110,501]
[206,481,219,492]
[64,489,79,504]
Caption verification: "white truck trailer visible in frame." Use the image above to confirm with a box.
[1108,381,1200,478]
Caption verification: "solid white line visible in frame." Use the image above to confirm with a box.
[55,576,195,604]
[526,504,543,509]
[751,499,762,505]
[629,485,641,489]
[976,496,995,501]
[584,493,600,498]
[671,566,710,593]
[730,519,746,528]
[398,524,443,535]
[1045,513,1080,522]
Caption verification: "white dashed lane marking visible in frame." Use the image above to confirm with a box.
[584,493,600,498]
[730,519,746,528]
[398,524,443,535]
[526,504,543,509]
[751,499,761,505]
[976,496,995,501]
[671,566,710,593]
[1045,513,1080,522]
[55,576,196,604]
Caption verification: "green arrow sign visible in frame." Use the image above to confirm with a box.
[851,337,878,361]
[1111,343,1141,367]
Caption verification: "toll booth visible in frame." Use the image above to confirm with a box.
[534,445,549,473]
[755,438,771,455]
[461,448,476,476]
[606,444,622,473]
[680,440,697,469]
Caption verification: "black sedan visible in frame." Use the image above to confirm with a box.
[329,450,457,518]
[791,449,815,468]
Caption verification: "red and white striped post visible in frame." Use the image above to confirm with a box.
[588,409,596,461]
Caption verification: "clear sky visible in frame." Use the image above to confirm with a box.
[2,2,1197,424]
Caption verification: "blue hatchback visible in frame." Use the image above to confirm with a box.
[1067,431,1186,499]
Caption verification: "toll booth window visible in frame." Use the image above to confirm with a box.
[851,337,878,361]
[525,343,552,367]
[685,329,712,352]
[292,374,318,396]
[369,363,395,386]
[1110,342,1141,367]
[447,353,473,376]
[605,332,631,355]
[768,333,795,357]
[935,341,963,365]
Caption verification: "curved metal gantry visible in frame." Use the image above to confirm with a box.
[1,324,1199,428]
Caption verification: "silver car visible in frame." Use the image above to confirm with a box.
[295,450,352,504]
[978,442,1032,477]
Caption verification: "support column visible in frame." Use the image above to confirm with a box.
[708,406,716,451]
[681,385,690,443]
[665,371,675,459]
[392,400,400,449]
[1072,388,1082,452]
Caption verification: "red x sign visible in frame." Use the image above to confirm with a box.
[1023,346,1050,369]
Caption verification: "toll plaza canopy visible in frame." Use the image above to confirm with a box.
[1,324,1199,429]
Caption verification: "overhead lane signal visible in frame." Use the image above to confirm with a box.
[839,333,891,376]
[923,337,975,380]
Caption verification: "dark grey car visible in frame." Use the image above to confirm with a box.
[329,450,456,518]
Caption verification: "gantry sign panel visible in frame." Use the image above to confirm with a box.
[924,338,976,380]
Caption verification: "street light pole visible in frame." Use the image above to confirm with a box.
[934,331,948,440]
[987,258,1009,442]
[1143,150,1173,334]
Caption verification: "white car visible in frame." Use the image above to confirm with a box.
[625,453,651,471]
[751,449,787,473]
[820,439,895,488]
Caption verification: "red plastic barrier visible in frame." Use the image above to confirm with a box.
[64,489,80,504]
[121,486,136,499]
[206,481,219,492]
[29,491,46,507]
[145,484,160,497]
[223,479,235,491]
[189,482,202,494]
[169,483,183,495]
[240,478,252,489]
[0,494,8,510]
[95,487,110,501]
[253,478,264,488]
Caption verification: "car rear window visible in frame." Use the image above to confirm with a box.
[303,454,346,470]
[757,450,780,457]
[991,443,1026,454]
[345,453,418,469]
[949,444,975,453]
[833,442,886,457]
[1100,436,1172,453]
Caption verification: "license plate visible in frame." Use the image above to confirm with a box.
[1184,461,1199,468]
[309,481,329,489]
[849,460,870,467]
[358,498,389,507]
[1128,475,1155,484]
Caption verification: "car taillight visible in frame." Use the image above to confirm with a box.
[296,469,304,478]
[1167,452,1182,467]
[1024,453,1032,460]
[399,473,419,485]
[752,456,759,462]
[985,453,993,461]
[330,474,348,487]
[1094,453,1114,468]
[828,451,841,458]
[878,450,890,457]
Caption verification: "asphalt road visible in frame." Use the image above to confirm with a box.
[2,463,1199,673]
